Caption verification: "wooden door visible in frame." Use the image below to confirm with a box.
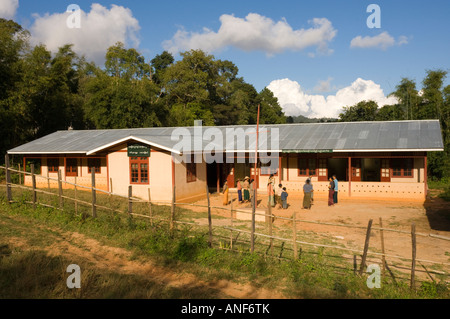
[380,159,391,182]
[318,158,328,181]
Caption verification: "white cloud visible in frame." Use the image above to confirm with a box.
[350,31,408,50]
[0,0,18,19]
[267,78,398,118]
[163,13,337,56]
[29,3,140,65]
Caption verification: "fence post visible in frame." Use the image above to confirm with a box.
[47,167,50,189]
[91,169,96,218]
[206,185,212,247]
[31,164,36,210]
[359,219,373,275]
[5,154,12,203]
[411,223,417,290]
[229,200,233,249]
[268,205,273,256]
[58,170,63,210]
[128,185,133,216]
[251,188,256,253]
[170,186,176,233]
[293,211,298,259]
[379,217,386,275]
[148,188,153,226]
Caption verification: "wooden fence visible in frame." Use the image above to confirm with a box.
[1,158,449,289]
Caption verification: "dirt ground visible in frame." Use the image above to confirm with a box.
[1,214,285,299]
[189,191,450,276]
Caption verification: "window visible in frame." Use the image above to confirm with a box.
[66,158,78,177]
[186,155,197,183]
[298,158,317,176]
[47,158,59,173]
[130,157,149,184]
[392,159,413,178]
[88,158,101,174]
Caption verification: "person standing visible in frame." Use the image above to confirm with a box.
[267,181,275,207]
[306,175,314,203]
[222,181,229,206]
[276,183,283,208]
[236,179,243,203]
[328,177,335,206]
[332,174,338,205]
[281,187,288,209]
[302,179,313,209]
[243,177,250,203]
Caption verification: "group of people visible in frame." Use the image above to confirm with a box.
[223,174,339,209]
[301,174,338,209]
[233,176,255,205]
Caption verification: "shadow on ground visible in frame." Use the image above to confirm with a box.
[423,196,450,231]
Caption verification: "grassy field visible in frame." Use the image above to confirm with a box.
[0,185,448,299]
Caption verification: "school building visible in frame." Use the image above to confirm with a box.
[7,120,444,202]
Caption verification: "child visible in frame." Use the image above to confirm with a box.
[281,187,288,209]
[276,183,283,208]
[236,179,243,203]
[222,181,229,206]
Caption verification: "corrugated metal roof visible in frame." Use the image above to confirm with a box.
[7,120,444,155]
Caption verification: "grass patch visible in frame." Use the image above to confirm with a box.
[0,189,449,299]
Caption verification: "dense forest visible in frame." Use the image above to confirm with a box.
[0,18,448,179]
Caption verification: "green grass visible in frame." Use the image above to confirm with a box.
[0,186,449,299]
[428,178,450,201]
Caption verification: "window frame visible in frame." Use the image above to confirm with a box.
[130,157,149,185]
[47,158,59,173]
[88,158,102,174]
[65,158,78,177]
[391,158,414,178]
[297,157,317,177]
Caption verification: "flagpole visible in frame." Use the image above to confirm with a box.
[254,104,260,206]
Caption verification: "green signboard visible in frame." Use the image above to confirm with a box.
[127,144,150,157]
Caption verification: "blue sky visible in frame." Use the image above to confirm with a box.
[3,0,450,117]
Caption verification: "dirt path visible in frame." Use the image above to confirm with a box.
[189,193,450,271]
[1,214,286,299]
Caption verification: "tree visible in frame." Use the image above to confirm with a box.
[0,19,29,157]
[389,78,420,120]
[339,100,379,122]
[81,43,161,129]
[255,88,286,124]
